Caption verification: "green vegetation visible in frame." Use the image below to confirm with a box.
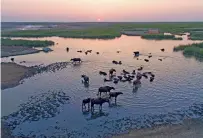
[141,34,182,40]
[174,42,203,59]
[1,28,121,39]
[1,22,203,39]
[189,32,203,40]
[1,38,55,47]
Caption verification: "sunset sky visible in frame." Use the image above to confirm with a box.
[2,0,203,22]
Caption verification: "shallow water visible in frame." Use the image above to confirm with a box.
[1,35,203,137]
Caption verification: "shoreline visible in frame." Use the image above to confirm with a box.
[1,46,41,58]
[113,118,203,138]
[1,62,70,90]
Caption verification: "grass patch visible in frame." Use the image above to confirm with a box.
[1,28,121,39]
[1,38,55,47]
[174,42,203,59]
[141,34,182,40]
[1,22,203,39]
[189,32,203,40]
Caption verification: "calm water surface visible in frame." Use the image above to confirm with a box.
[1,35,203,137]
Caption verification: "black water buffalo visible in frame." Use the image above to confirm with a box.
[91,97,110,112]
[66,47,69,52]
[112,60,118,64]
[158,59,162,61]
[109,68,116,76]
[99,71,107,76]
[137,66,143,71]
[122,69,130,74]
[132,70,136,75]
[71,58,82,64]
[161,48,165,52]
[109,92,123,103]
[96,52,99,54]
[148,55,152,58]
[98,86,115,96]
[81,75,89,84]
[77,50,82,53]
[144,59,149,62]
[150,76,155,82]
[82,98,91,111]
[134,51,140,56]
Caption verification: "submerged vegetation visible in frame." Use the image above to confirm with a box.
[174,42,203,59]
[2,22,203,39]
[1,38,55,47]
[141,34,182,40]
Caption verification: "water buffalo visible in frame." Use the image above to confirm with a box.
[150,76,154,82]
[148,55,152,58]
[66,47,69,52]
[77,50,82,53]
[144,59,149,62]
[96,52,99,54]
[109,69,116,76]
[113,78,119,84]
[81,75,89,84]
[142,73,148,79]
[158,59,162,61]
[98,86,115,96]
[161,48,165,52]
[122,69,130,75]
[82,98,91,111]
[132,70,136,75]
[112,60,118,64]
[109,92,123,103]
[71,58,82,64]
[118,61,122,65]
[137,66,143,71]
[99,71,107,76]
[134,51,140,56]
[117,51,121,53]
[91,97,110,112]
[117,76,123,80]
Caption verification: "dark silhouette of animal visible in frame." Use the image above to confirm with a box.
[132,70,136,75]
[118,61,122,65]
[85,51,88,55]
[158,59,162,61]
[96,52,99,54]
[117,76,123,80]
[112,60,118,64]
[142,73,148,79]
[122,70,130,74]
[117,51,121,53]
[150,76,154,82]
[148,55,152,58]
[66,47,69,52]
[81,75,89,84]
[86,50,92,53]
[99,71,107,76]
[77,50,82,53]
[113,78,119,84]
[161,48,165,52]
[134,51,140,56]
[137,66,143,71]
[82,98,91,111]
[109,69,116,76]
[98,86,115,96]
[136,72,142,80]
[91,97,110,112]
[71,58,82,64]
[144,59,149,62]
[109,92,123,103]
[11,58,14,62]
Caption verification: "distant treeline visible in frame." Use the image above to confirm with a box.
[174,42,203,59]
[1,38,55,47]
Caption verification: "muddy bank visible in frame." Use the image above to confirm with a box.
[1,62,70,90]
[1,46,41,57]
[114,118,203,138]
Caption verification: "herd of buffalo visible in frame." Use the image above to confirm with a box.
[66,47,165,113]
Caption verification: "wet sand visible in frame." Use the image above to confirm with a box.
[1,46,41,57]
[1,62,36,90]
[114,118,203,138]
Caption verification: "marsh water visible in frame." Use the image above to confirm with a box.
[2,35,203,137]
